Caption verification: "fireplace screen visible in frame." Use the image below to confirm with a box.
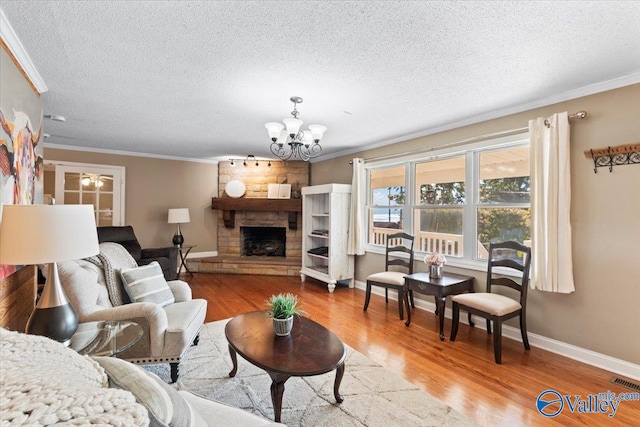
[241,227,286,257]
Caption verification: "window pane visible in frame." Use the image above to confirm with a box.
[99,175,114,192]
[82,173,98,191]
[64,192,80,204]
[98,211,113,226]
[415,157,465,205]
[83,192,96,208]
[479,146,530,203]
[64,173,80,191]
[477,207,531,259]
[370,165,405,206]
[370,208,403,245]
[414,208,463,256]
[369,165,406,245]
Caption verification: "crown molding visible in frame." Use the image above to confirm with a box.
[0,8,47,93]
[44,142,220,165]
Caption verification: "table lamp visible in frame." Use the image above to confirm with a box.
[0,204,99,344]
[168,208,190,247]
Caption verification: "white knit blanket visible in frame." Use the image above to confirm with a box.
[0,328,149,426]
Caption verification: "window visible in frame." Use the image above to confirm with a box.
[365,134,530,267]
[413,156,465,256]
[476,146,530,259]
[368,165,405,246]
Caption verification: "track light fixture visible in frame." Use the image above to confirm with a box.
[228,155,273,167]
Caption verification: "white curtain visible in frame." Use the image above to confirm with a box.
[529,112,575,293]
[347,158,366,255]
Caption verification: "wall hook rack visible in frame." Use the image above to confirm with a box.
[584,143,640,173]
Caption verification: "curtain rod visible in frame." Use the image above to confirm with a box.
[350,110,588,164]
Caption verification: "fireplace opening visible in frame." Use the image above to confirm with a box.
[241,227,286,257]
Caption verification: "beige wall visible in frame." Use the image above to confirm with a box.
[44,148,219,252]
[311,84,640,364]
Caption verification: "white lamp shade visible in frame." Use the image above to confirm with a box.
[308,124,327,142]
[265,122,284,140]
[168,208,190,224]
[0,204,99,265]
[283,117,303,137]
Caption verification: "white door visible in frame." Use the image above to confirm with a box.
[53,163,125,226]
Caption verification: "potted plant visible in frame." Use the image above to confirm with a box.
[265,293,303,336]
[424,252,447,279]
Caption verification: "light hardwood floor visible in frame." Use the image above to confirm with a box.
[185,272,639,426]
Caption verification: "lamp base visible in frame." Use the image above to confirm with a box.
[172,232,184,247]
[26,303,79,345]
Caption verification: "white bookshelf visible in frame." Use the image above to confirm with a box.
[300,183,354,292]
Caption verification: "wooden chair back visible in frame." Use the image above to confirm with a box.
[486,241,532,308]
[385,232,415,275]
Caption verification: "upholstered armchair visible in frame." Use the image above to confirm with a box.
[57,245,207,382]
[97,226,178,280]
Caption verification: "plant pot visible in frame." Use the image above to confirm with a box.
[429,264,443,279]
[273,316,294,336]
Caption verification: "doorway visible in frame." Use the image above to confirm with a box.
[44,161,125,226]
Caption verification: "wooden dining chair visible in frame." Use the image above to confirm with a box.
[363,232,415,320]
[450,241,532,364]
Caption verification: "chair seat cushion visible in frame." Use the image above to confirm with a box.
[452,293,521,316]
[366,271,406,286]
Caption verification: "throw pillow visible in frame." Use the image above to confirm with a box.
[120,261,175,307]
[94,356,206,427]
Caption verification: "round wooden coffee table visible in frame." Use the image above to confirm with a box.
[225,310,346,422]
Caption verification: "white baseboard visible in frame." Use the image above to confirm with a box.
[355,280,639,381]
[187,251,218,259]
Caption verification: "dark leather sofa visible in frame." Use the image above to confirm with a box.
[96,226,178,280]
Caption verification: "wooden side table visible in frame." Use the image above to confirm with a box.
[177,244,196,276]
[403,272,475,341]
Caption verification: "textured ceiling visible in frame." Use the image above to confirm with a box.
[1,1,639,162]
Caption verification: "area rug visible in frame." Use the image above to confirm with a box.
[146,320,476,426]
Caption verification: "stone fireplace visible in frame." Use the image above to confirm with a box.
[189,160,309,276]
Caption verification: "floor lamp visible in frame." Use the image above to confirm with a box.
[0,204,99,344]
[168,208,190,247]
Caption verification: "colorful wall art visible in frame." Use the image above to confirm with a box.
[0,41,44,280]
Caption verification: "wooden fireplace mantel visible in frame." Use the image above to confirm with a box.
[211,198,302,229]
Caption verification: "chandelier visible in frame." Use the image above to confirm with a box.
[265,96,327,161]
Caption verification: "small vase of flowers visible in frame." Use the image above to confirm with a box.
[425,252,447,279]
